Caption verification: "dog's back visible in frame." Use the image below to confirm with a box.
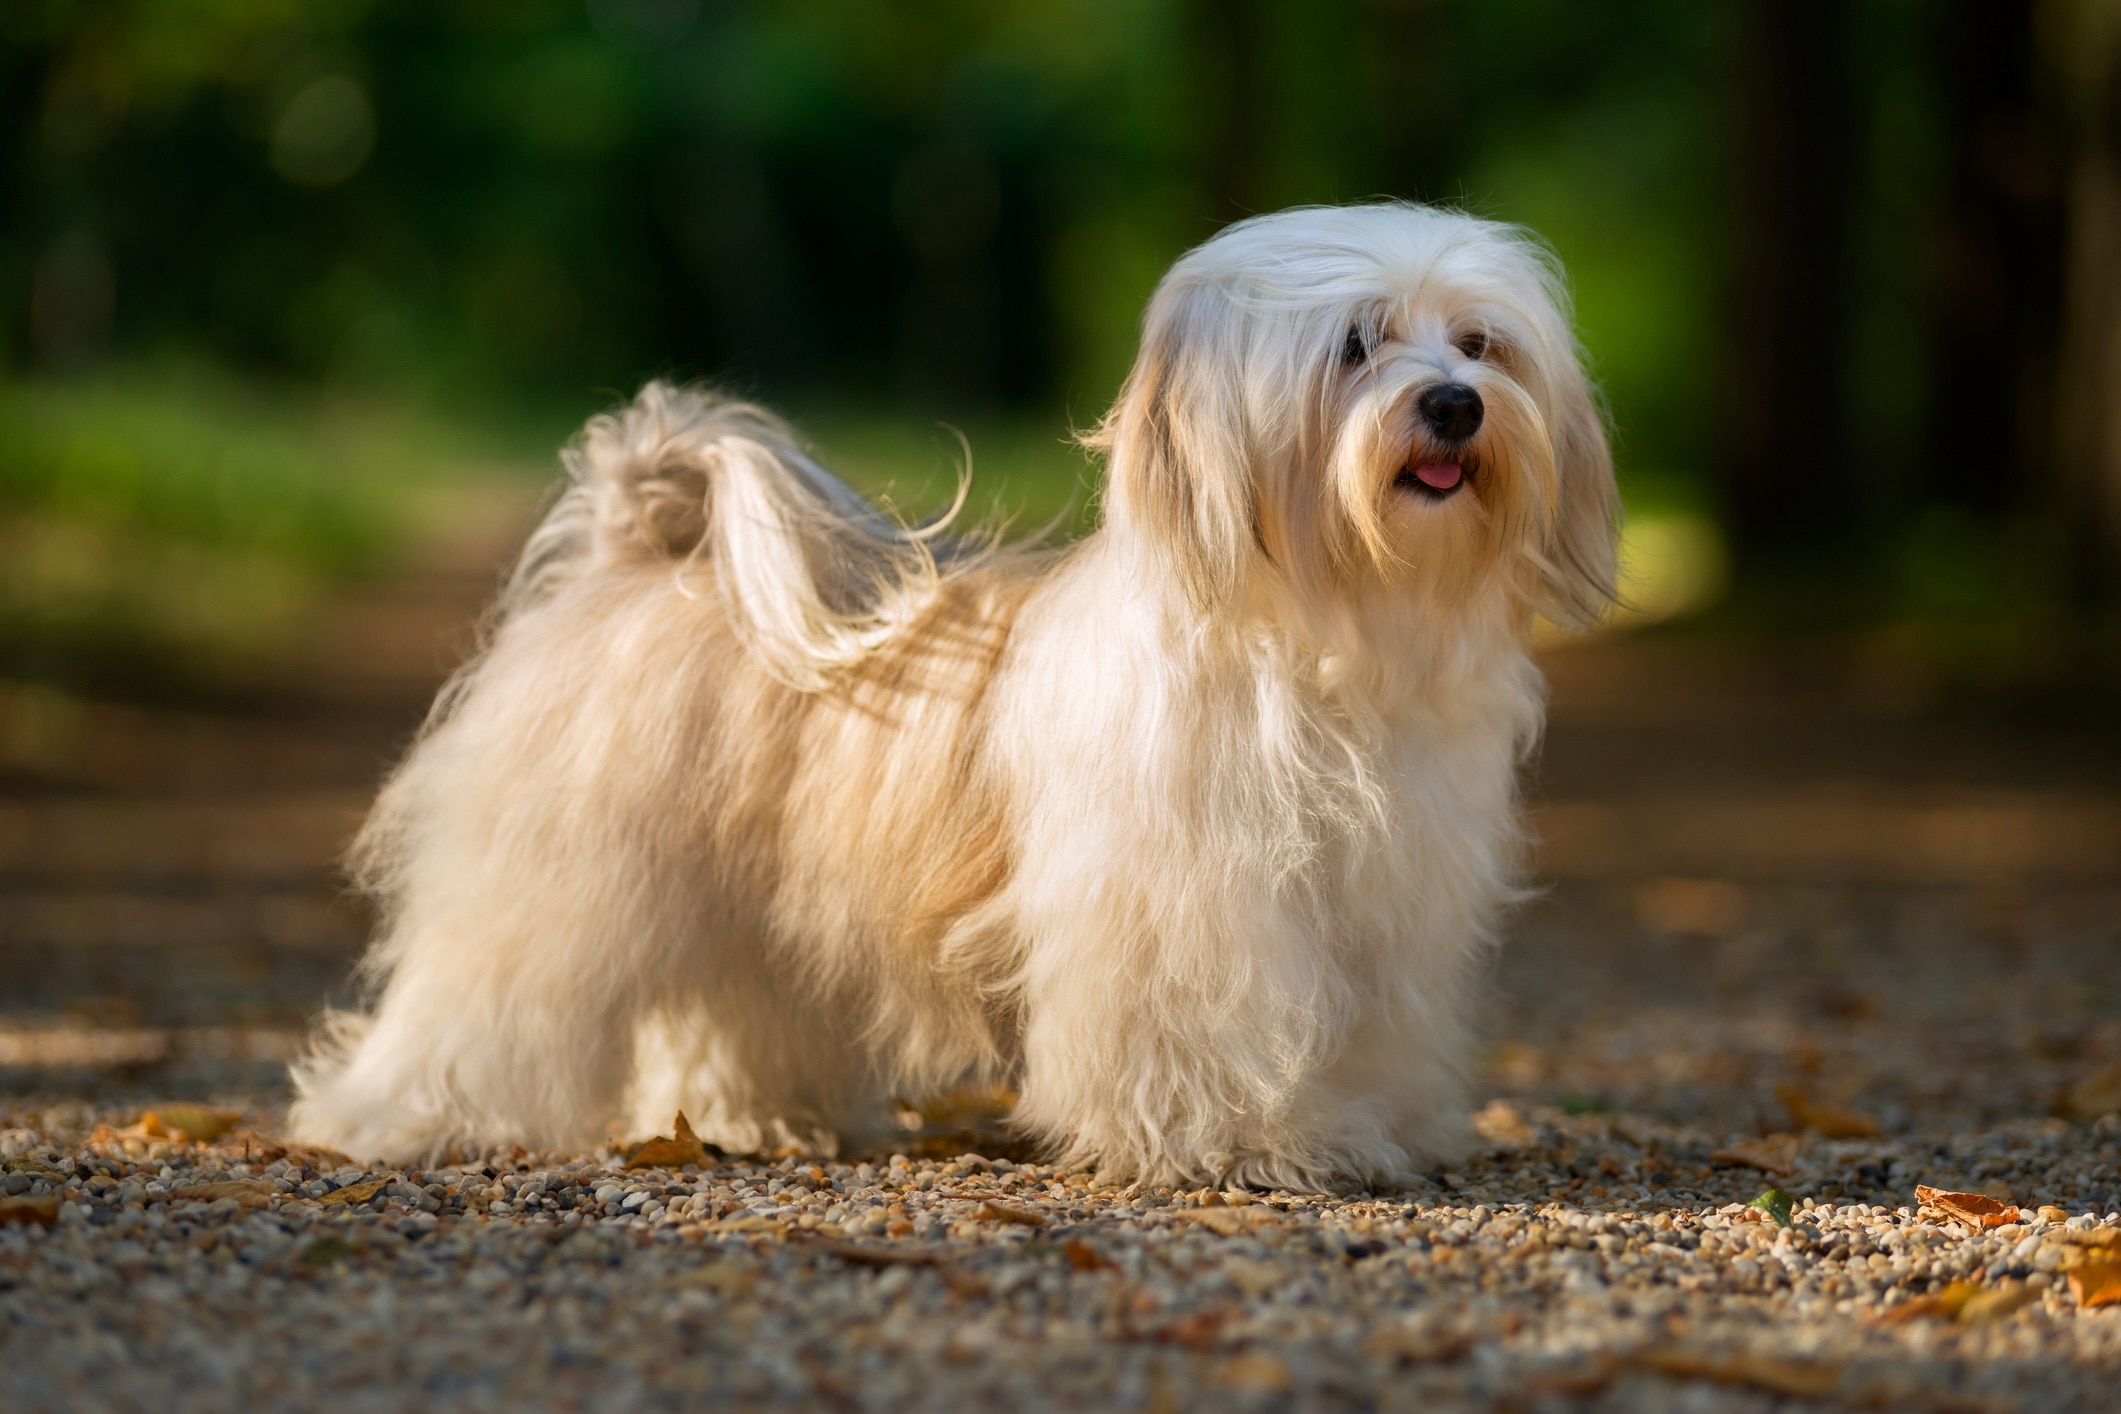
[296,385,1041,1160]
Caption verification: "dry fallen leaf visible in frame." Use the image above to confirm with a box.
[1633,1348,1843,1398]
[1061,1238,1111,1271]
[1471,1099,1536,1149]
[2063,1063,2121,1122]
[1774,1085,1880,1139]
[1633,877,1747,936]
[624,1111,716,1170]
[221,1132,352,1171]
[168,1180,277,1207]
[1172,1206,1279,1237]
[1959,1282,2040,1324]
[0,1195,61,1228]
[1879,1280,1982,1323]
[1916,1185,2021,1230]
[2069,1259,2121,1308]
[1710,1133,1802,1174]
[2055,1227,2121,1254]
[315,1177,390,1207]
[135,1103,245,1144]
[974,1200,1044,1227]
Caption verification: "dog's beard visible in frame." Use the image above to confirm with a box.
[1310,364,1555,615]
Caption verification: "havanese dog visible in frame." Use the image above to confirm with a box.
[291,201,1617,1190]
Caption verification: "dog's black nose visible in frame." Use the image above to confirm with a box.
[1417,383,1484,441]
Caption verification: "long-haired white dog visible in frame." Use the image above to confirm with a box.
[291,203,1617,1189]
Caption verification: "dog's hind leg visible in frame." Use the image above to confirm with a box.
[290,901,667,1163]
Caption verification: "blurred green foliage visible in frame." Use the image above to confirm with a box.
[3,0,1737,460]
[1,0,2108,695]
[0,365,512,682]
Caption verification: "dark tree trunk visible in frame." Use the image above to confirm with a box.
[1196,0,1266,227]
[1921,0,2066,516]
[2053,15,2121,609]
[1722,0,1860,560]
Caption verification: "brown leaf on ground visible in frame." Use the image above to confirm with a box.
[1710,1133,1801,1173]
[0,1195,61,1227]
[1879,1280,1982,1323]
[1916,1185,2021,1229]
[1633,877,1746,936]
[1472,1099,1536,1148]
[1171,1206,1278,1236]
[1062,1238,1111,1271]
[169,1179,277,1207]
[2063,1063,2121,1122]
[1959,1282,2040,1324]
[974,1199,1044,1227]
[1633,1347,1843,1398]
[1774,1084,1880,1139]
[623,1111,716,1170]
[2054,1227,2121,1253]
[219,1132,352,1171]
[135,1103,245,1143]
[2068,1259,2121,1308]
[315,1177,389,1207]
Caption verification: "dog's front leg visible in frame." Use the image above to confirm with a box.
[1006,884,1416,1192]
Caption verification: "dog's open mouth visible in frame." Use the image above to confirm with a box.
[1394,458,1475,501]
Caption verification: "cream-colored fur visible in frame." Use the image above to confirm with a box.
[290,202,1617,1190]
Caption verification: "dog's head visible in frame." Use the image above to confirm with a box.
[1092,203,1617,631]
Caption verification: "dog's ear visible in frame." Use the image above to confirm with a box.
[1093,284,1254,609]
[1537,358,1620,630]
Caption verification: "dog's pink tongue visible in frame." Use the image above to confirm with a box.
[1412,463,1463,491]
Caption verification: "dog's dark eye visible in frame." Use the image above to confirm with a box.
[1454,331,1489,361]
[1343,328,1368,364]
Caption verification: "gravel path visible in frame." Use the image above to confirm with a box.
[6,877,2121,1412]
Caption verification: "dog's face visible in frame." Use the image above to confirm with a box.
[1095,204,1617,630]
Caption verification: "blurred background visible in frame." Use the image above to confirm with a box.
[5,0,2121,694]
[1,1,2118,1138]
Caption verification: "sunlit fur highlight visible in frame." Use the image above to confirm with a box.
[290,202,1618,1190]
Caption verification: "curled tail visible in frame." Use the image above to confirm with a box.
[512,382,958,690]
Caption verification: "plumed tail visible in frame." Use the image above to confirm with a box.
[513,382,964,690]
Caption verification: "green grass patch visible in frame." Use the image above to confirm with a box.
[0,368,538,687]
